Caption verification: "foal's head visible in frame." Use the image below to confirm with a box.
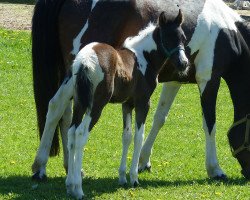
[228,115,250,179]
[157,10,189,74]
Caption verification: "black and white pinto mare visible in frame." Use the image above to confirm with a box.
[36,12,188,198]
[32,0,250,184]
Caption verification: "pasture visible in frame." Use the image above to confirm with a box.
[0,29,250,199]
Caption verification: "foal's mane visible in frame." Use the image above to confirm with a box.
[123,23,157,52]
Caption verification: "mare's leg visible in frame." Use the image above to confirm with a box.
[32,77,73,180]
[119,103,133,185]
[198,77,226,179]
[59,101,72,173]
[139,82,181,172]
[130,101,150,186]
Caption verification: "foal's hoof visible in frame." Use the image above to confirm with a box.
[138,164,151,173]
[32,171,47,182]
[213,174,228,181]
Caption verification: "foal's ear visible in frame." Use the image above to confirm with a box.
[159,11,167,27]
[175,9,184,25]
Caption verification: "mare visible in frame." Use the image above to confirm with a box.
[34,11,189,198]
[31,0,250,181]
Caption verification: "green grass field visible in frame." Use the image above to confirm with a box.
[0,29,249,199]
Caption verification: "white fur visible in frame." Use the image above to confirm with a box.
[203,118,225,177]
[188,0,242,94]
[71,0,100,56]
[72,42,104,95]
[130,123,145,185]
[139,82,181,171]
[123,23,157,75]
[119,112,133,185]
[66,114,92,199]
[60,102,73,171]
[32,77,74,176]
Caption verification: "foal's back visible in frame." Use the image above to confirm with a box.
[75,42,138,103]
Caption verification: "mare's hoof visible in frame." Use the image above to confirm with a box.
[138,165,151,173]
[32,171,47,182]
[213,174,228,181]
[133,181,139,188]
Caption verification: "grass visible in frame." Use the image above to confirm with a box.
[0,28,250,200]
[0,0,35,5]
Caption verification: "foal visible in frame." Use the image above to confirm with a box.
[34,10,189,199]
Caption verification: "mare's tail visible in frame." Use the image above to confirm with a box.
[32,0,66,156]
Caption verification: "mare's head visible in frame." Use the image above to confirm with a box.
[228,115,250,179]
[157,9,189,74]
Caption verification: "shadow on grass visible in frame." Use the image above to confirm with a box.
[0,175,248,199]
[0,0,35,5]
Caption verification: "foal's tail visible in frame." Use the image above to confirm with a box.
[32,0,66,156]
[75,66,93,112]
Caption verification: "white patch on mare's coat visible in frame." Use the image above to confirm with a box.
[188,0,242,94]
[72,42,104,94]
[123,23,157,75]
[71,0,100,56]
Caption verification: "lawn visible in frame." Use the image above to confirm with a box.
[0,29,249,199]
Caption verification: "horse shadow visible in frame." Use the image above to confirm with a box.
[0,175,248,199]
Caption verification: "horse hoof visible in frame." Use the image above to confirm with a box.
[118,178,127,186]
[32,171,47,182]
[138,165,151,173]
[213,174,228,181]
[133,181,139,188]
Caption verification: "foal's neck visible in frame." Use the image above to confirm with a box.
[123,23,163,75]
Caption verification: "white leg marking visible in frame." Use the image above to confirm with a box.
[119,112,132,185]
[32,77,73,175]
[139,82,181,171]
[130,123,145,186]
[203,117,225,178]
[66,115,92,199]
[60,101,72,172]
[73,115,91,199]
[66,125,76,196]
[71,0,100,56]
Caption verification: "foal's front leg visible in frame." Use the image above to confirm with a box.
[130,102,150,186]
[119,103,133,185]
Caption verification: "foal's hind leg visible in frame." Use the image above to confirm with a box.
[32,77,73,180]
[139,82,181,172]
[198,77,226,179]
[119,102,133,185]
